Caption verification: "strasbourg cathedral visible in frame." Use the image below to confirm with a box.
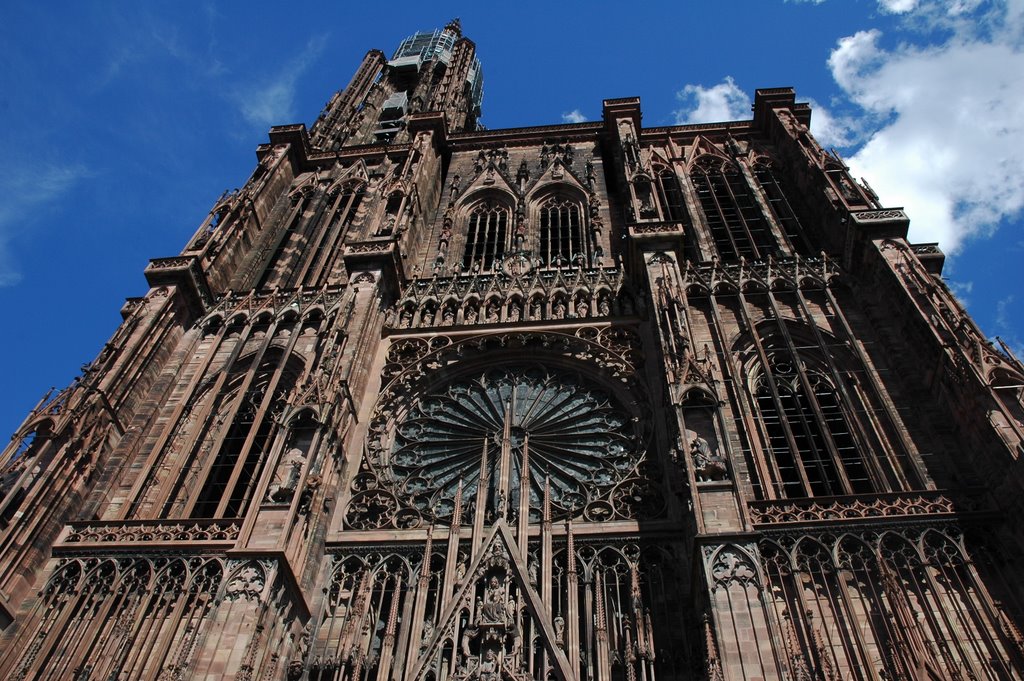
[4,19,1024,681]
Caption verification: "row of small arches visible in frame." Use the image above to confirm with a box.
[395,288,624,328]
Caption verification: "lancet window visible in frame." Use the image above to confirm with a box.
[655,168,688,222]
[991,370,1024,455]
[259,181,364,289]
[753,158,811,254]
[297,182,365,286]
[156,349,304,519]
[309,553,419,681]
[538,195,587,267]
[690,157,774,261]
[462,200,511,271]
[749,333,873,498]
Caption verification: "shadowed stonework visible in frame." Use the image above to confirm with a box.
[2,19,1024,681]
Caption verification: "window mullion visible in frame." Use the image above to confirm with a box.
[740,297,815,498]
[705,170,743,260]
[722,170,760,260]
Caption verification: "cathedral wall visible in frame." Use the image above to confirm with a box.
[4,29,1024,680]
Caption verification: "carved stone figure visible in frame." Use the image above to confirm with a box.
[554,616,565,647]
[268,447,306,502]
[479,649,498,681]
[481,576,506,623]
[692,436,728,482]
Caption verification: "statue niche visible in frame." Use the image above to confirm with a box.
[681,392,728,482]
[453,560,524,681]
[266,412,316,503]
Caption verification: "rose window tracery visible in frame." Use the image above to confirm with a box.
[379,365,646,523]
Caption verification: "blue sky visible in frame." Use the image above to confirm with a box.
[1,1,1022,438]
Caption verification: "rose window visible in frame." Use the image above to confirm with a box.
[384,365,642,522]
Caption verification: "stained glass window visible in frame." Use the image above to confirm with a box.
[387,365,639,522]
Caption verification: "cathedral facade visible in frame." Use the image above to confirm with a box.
[2,20,1024,680]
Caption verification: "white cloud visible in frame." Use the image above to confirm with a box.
[806,98,858,148]
[948,279,974,307]
[828,15,1024,252]
[674,76,751,124]
[994,294,1024,358]
[786,0,914,7]
[0,163,90,286]
[996,294,1015,329]
[879,0,918,12]
[561,109,588,124]
[234,35,327,127]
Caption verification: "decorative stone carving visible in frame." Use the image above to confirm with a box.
[266,447,307,503]
[748,491,962,527]
[708,546,758,590]
[62,520,241,545]
[225,562,266,601]
[387,266,628,331]
[690,436,728,482]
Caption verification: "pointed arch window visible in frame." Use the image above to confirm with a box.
[155,348,305,519]
[752,341,873,498]
[538,195,586,267]
[298,181,365,287]
[752,158,811,255]
[462,200,510,271]
[690,157,774,261]
[655,168,688,222]
[259,180,366,289]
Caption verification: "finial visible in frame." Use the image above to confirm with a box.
[452,478,464,528]
[444,18,462,37]
[542,475,551,523]
[421,525,434,577]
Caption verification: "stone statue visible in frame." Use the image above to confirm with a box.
[268,447,306,502]
[481,576,506,623]
[479,649,499,681]
[692,436,728,482]
[554,616,565,647]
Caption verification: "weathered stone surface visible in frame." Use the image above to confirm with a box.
[1,23,1022,681]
